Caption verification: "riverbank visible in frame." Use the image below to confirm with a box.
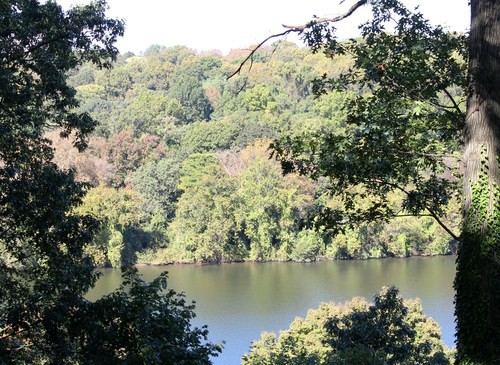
[132,249,456,267]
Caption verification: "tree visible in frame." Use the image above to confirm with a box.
[130,157,181,225]
[0,1,220,362]
[119,90,184,136]
[73,185,148,267]
[169,152,245,263]
[455,1,500,362]
[47,129,117,186]
[168,62,212,123]
[233,0,498,362]
[99,129,166,184]
[236,142,304,261]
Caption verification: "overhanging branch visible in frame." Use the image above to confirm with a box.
[369,178,460,242]
[443,88,464,116]
[228,0,368,79]
[282,0,368,31]
[425,206,460,242]
[227,29,298,79]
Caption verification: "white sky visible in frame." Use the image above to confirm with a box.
[55,0,470,55]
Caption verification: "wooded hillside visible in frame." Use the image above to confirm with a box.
[55,42,460,266]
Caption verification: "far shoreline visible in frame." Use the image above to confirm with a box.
[128,252,456,269]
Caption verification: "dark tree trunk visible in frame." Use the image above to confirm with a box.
[455,0,500,363]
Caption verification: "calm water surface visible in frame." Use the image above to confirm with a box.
[88,256,456,365]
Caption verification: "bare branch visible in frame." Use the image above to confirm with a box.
[228,0,368,79]
[227,29,297,79]
[392,213,433,218]
[443,88,464,116]
[368,177,460,241]
[282,0,368,31]
[398,151,462,161]
[425,206,460,242]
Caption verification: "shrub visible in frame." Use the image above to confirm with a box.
[242,286,452,365]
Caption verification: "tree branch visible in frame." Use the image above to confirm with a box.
[397,150,463,161]
[282,0,368,31]
[442,88,464,116]
[392,213,433,218]
[3,35,68,66]
[227,29,297,79]
[368,178,460,241]
[425,206,460,242]
[228,0,368,79]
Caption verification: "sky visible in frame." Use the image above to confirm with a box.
[56,0,470,55]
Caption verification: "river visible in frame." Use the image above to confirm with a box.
[87,255,456,365]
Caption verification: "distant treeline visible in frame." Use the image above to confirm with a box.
[51,42,459,266]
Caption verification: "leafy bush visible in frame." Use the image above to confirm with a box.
[78,268,222,364]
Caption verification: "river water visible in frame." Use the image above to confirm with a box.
[87,255,456,365]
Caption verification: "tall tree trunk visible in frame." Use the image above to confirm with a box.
[455,0,500,363]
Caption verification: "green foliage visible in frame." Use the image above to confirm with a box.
[119,90,184,135]
[57,9,461,266]
[455,151,500,364]
[6,0,490,362]
[70,268,222,364]
[290,229,323,262]
[325,287,450,365]
[159,45,197,66]
[242,287,452,365]
[242,84,280,113]
[0,2,220,363]
[0,0,121,360]
[168,62,212,123]
[70,63,97,87]
[107,227,125,268]
[73,185,149,267]
[166,142,322,263]
[170,163,243,263]
[267,1,500,363]
[179,119,240,155]
[129,157,181,224]
[178,153,220,191]
[236,142,301,261]
[100,66,133,97]
[272,0,466,234]
[129,53,174,91]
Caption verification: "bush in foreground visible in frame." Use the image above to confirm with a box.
[242,286,453,365]
[78,268,222,364]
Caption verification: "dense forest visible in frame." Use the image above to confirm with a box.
[53,42,461,267]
